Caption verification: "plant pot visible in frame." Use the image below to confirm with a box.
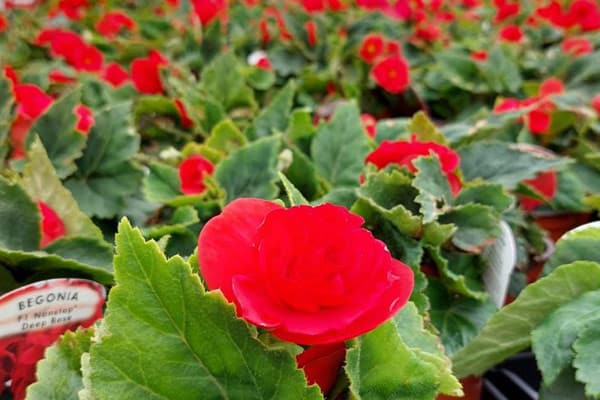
[481,351,540,400]
[437,376,482,400]
[533,212,593,243]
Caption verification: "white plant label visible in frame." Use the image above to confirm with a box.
[482,221,517,308]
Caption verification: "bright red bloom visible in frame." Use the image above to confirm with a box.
[13,84,53,120]
[536,1,574,28]
[192,0,227,26]
[49,69,75,84]
[4,65,19,87]
[0,14,7,33]
[592,94,600,115]
[359,34,385,64]
[371,55,410,94]
[38,201,66,248]
[470,50,488,62]
[539,77,564,98]
[56,0,89,20]
[494,0,520,23]
[561,37,593,57]
[197,199,414,345]
[414,23,442,42]
[36,29,103,72]
[259,19,271,43]
[102,63,129,87]
[179,155,214,195]
[520,170,557,211]
[297,343,346,394]
[130,51,167,94]
[499,25,523,42]
[365,137,461,194]
[525,109,551,135]
[96,11,136,39]
[385,39,402,56]
[567,0,600,31]
[360,113,377,138]
[174,99,194,129]
[305,21,318,47]
[248,50,272,70]
[74,105,94,135]
[9,116,32,160]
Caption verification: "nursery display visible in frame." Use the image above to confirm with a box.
[0,0,600,399]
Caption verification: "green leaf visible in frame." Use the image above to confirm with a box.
[205,119,247,155]
[26,328,94,400]
[214,136,281,203]
[65,102,143,218]
[573,323,600,398]
[0,76,12,162]
[143,162,181,203]
[438,204,501,252]
[311,103,369,187]
[392,303,462,396]
[200,52,256,111]
[284,146,319,200]
[30,90,86,178]
[427,247,487,300]
[532,289,600,386]
[86,219,321,400]
[21,138,102,239]
[480,47,522,93]
[435,50,488,94]
[458,142,570,189]
[427,279,497,357]
[345,320,440,400]
[539,367,591,400]
[453,183,513,214]
[543,226,600,276]
[0,176,40,251]
[279,172,308,206]
[314,187,358,208]
[412,156,452,223]
[354,170,421,237]
[451,261,600,378]
[44,237,113,270]
[249,81,295,139]
[407,112,447,144]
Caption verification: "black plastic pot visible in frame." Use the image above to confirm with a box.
[482,352,541,400]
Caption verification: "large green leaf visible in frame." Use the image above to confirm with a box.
[345,320,440,400]
[451,261,600,378]
[21,138,102,239]
[0,176,40,251]
[458,142,570,189]
[453,183,513,214]
[30,90,86,178]
[532,289,600,386]
[44,237,113,270]
[539,367,591,400]
[85,219,321,400]
[200,52,256,111]
[407,112,447,144]
[65,102,143,218]
[573,324,600,398]
[543,226,600,276]
[143,161,181,203]
[205,119,247,155]
[26,328,94,400]
[214,136,280,203]
[248,81,295,139]
[278,172,309,206]
[438,204,501,252]
[412,156,451,223]
[311,103,369,188]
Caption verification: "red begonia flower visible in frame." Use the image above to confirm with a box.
[38,201,66,248]
[197,199,414,345]
[385,39,402,56]
[525,109,551,135]
[470,50,488,62]
[567,0,600,31]
[539,77,564,98]
[174,99,194,129]
[494,0,519,23]
[360,113,377,138]
[74,105,94,135]
[56,0,89,20]
[130,51,167,94]
[102,63,129,87]
[499,25,523,42]
[296,343,346,394]
[179,155,214,195]
[36,29,103,72]
[414,23,441,42]
[96,11,136,39]
[592,94,600,115]
[561,37,593,57]
[371,55,410,94]
[305,20,317,47]
[0,14,7,33]
[536,0,574,28]
[49,69,75,84]
[519,170,557,212]
[4,65,19,87]
[192,0,227,26]
[359,34,384,64]
[493,98,520,113]
[365,138,461,194]
[13,84,53,120]
[9,116,32,160]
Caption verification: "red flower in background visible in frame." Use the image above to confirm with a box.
[13,84,53,120]
[131,51,167,94]
[305,20,317,46]
[4,65,18,87]
[561,37,593,57]
[55,0,89,20]
[192,0,227,26]
[296,343,346,394]
[74,105,94,135]
[197,198,414,345]
[0,14,7,33]
[174,99,194,129]
[96,11,136,39]
[49,69,75,84]
[359,34,384,64]
[499,25,523,42]
[179,155,214,195]
[360,113,377,138]
[538,77,564,98]
[414,23,442,42]
[470,50,488,62]
[592,94,600,115]
[248,50,272,70]
[519,170,558,211]
[366,137,461,194]
[36,29,103,72]
[567,0,600,31]
[525,109,551,134]
[371,55,410,94]
[493,0,520,23]
[38,201,66,248]
[102,63,129,87]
